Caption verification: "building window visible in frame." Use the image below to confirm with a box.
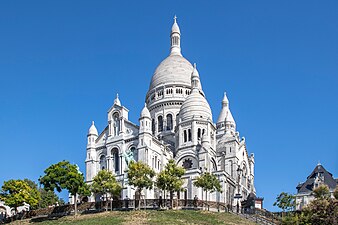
[158,116,163,132]
[130,146,137,161]
[197,128,201,140]
[184,130,187,142]
[188,129,192,141]
[152,119,155,134]
[114,151,119,172]
[100,155,106,170]
[166,114,173,130]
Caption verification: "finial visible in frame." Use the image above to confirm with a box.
[193,63,196,69]
[174,15,177,23]
[224,92,227,97]
[114,93,121,106]
[92,121,95,125]
[144,103,147,107]
[317,161,321,166]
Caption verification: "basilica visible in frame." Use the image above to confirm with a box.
[85,18,256,206]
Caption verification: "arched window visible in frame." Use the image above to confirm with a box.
[184,130,187,142]
[99,155,107,170]
[112,149,119,173]
[152,119,155,135]
[130,146,137,162]
[188,129,192,141]
[197,128,201,140]
[158,116,163,132]
[166,114,173,130]
[112,112,120,136]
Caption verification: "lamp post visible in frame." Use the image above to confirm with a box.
[234,165,243,214]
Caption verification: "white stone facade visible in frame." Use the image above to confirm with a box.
[85,18,256,207]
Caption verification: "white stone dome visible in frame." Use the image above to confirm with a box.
[140,103,151,118]
[88,121,98,136]
[179,88,212,121]
[148,54,193,90]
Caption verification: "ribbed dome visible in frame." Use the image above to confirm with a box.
[148,54,193,90]
[179,89,212,121]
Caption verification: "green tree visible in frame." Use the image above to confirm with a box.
[273,192,295,213]
[127,161,155,209]
[156,159,185,209]
[0,179,41,213]
[39,161,90,215]
[39,189,64,208]
[312,184,330,199]
[298,185,338,225]
[91,170,122,211]
[24,178,63,209]
[194,172,222,209]
[334,186,338,200]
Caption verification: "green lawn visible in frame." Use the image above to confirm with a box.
[12,210,256,225]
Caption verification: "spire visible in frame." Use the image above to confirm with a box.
[217,92,236,133]
[170,15,181,56]
[217,92,228,124]
[114,93,121,106]
[222,92,229,107]
[191,63,205,96]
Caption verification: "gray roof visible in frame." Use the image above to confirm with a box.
[296,164,337,194]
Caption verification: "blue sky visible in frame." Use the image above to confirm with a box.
[0,0,337,211]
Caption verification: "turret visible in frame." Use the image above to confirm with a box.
[86,121,98,181]
[87,121,98,147]
[138,103,152,163]
[216,92,236,134]
[139,103,152,134]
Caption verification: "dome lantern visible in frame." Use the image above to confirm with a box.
[170,15,182,56]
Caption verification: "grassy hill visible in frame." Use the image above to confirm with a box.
[12,210,257,225]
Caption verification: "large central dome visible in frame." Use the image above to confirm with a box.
[149,54,193,90]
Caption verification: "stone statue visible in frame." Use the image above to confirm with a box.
[123,149,134,166]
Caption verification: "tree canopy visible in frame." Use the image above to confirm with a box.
[273,192,295,212]
[156,159,185,208]
[39,161,90,215]
[24,178,64,209]
[127,161,155,209]
[194,172,222,194]
[194,172,222,206]
[0,179,40,212]
[127,161,155,192]
[312,184,331,199]
[91,170,122,210]
[156,159,185,194]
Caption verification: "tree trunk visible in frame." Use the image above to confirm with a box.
[164,190,166,209]
[138,189,141,210]
[74,194,78,216]
[205,190,208,211]
[105,193,108,211]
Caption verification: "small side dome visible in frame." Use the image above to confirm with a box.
[88,121,98,136]
[179,89,212,121]
[140,103,151,118]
